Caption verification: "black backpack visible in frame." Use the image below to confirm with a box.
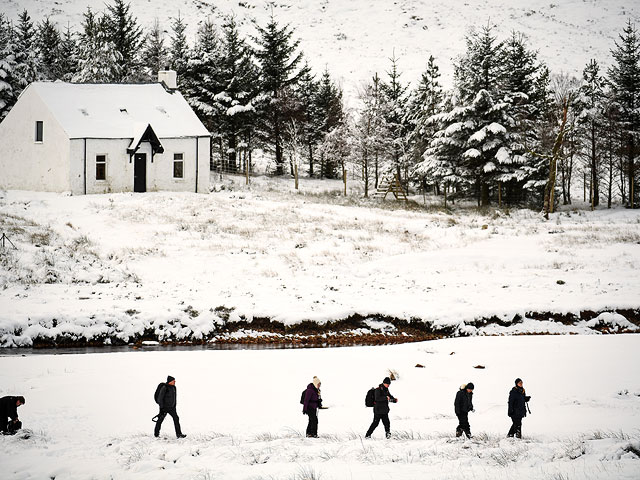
[154,383,165,404]
[365,387,376,407]
[300,389,306,404]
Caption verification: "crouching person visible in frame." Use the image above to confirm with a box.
[0,396,25,435]
[303,376,322,438]
[365,377,398,439]
[154,376,186,439]
[454,382,474,438]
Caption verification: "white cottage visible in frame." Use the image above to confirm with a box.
[0,77,210,194]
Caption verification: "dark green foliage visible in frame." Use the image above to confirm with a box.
[37,18,61,81]
[104,0,143,81]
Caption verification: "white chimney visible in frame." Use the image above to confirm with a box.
[158,70,177,90]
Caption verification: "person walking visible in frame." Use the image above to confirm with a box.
[0,395,25,435]
[507,378,530,438]
[365,377,398,439]
[302,376,322,438]
[154,375,186,439]
[454,382,474,438]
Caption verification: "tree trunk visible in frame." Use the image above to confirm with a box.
[543,100,569,219]
[294,164,298,190]
[629,135,636,209]
[308,144,314,177]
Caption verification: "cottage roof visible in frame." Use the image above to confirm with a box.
[29,82,209,139]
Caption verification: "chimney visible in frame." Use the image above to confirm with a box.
[158,70,177,90]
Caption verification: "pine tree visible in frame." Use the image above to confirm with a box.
[37,17,61,81]
[183,19,224,163]
[380,54,409,183]
[168,14,189,83]
[253,14,308,174]
[608,19,640,208]
[315,68,344,178]
[578,59,606,207]
[74,7,122,83]
[405,55,443,191]
[58,23,79,81]
[0,13,18,120]
[216,16,259,172]
[14,10,40,91]
[296,68,320,176]
[141,19,168,81]
[104,0,143,82]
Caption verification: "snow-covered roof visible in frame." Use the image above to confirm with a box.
[29,82,209,139]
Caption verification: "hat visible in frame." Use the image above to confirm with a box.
[466,382,474,390]
[383,377,392,385]
[515,378,522,386]
[167,375,175,383]
[312,376,321,388]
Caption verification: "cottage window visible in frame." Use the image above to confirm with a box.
[35,121,43,142]
[173,153,184,179]
[96,154,106,181]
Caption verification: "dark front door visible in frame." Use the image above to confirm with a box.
[134,153,146,192]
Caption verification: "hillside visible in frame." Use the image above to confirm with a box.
[1,0,638,99]
[1,176,639,347]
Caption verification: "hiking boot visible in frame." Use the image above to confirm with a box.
[456,429,462,437]
[177,434,187,439]
[385,432,391,439]
[364,435,371,439]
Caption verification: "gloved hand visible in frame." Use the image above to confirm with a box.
[525,396,531,402]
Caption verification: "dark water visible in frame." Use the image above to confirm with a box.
[0,342,348,356]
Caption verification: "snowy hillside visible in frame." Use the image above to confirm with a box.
[1,0,638,97]
[1,176,639,347]
[1,335,639,479]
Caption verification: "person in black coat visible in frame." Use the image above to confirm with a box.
[365,377,398,439]
[0,396,25,435]
[154,376,186,438]
[507,378,530,438]
[302,376,322,438]
[454,382,474,438]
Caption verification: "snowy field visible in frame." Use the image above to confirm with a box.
[1,335,639,479]
[1,176,640,346]
[1,0,638,98]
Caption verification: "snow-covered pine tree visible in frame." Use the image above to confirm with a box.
[168,14,189,84]
[104,0,143,82]
[0,13,18,120]
[182,19,224,165]
[380,54,409,184]
[296,68,321,176]
[74,7,122,83]
[37,17,61,81]
[496,31,549,205]
[405,55,444,192]
[216,16,259,173]
[577,59,606,208]
[140,19,168,81]
[608,19,640,208]
[315,68,344,178]
[14,10,40,92]
[253,14,308,175]
[58,23,79,81]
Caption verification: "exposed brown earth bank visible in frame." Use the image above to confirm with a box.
[26,308,640,349]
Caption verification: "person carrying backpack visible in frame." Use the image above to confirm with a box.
[365,377,398,439]
[507,378,531,438]
[302,376,322,438]
[454,382,474,438]
[0,396,25,435]
[153,375,186,439]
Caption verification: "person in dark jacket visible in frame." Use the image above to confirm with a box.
[507,378,530,438]
[0,396,25,435]
[365,377,398,439]
[154,376,186,438]
[303,376,322,438]
[454,382,474,438]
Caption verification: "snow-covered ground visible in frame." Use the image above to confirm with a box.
[1,0,638,99]
[1,176,639,346]
[1,334,639,479]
